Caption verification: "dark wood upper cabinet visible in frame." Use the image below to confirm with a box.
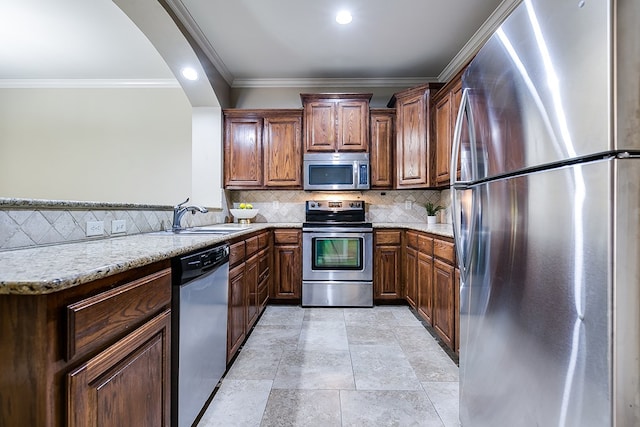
[389,83,443,188]
[224,115,263,188]
[301,93,372,152]
[263,113,302,187]
[434,93,452,186]
[433,69,465,187]
[224,109,302,189]
[370,109,395,188]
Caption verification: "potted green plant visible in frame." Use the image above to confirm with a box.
[425,202,444,224]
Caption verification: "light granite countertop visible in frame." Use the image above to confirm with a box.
[0,222,452,295]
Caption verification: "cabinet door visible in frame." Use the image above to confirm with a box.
[433,258,455,349]
[264,114,302,187]
[224,117,263,188]
[245,253,259,330]
[374,245,401,300]
[396,94,428,187]
[404,246,418,308]
[273,244,301,299]
[304,101,336,152]
[455,267,460,355]
[67,310,171,427]
[258,247,271,312]
[434,94,452,186]
[337,100,369,151]
[417,251,434,325]
[451,79,463,181]
[227,263,246,362]
[370,111,394,188]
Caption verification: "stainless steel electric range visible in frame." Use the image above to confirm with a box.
[302,200,373,307]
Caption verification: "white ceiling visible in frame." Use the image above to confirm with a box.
[0,0,510,87]
[169,0,505,86]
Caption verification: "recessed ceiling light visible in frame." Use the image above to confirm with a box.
[336,10,352,25]
[180,67,198,81]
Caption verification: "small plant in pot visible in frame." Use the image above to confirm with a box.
[425,202,444,224]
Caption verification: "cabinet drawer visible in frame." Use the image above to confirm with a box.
[418,235,433,256]
[246,235,260,257]
[229,241,245,267]
[375,230,401,245]
[66,268,171,361]
[258,248,270,275]
[258,231,270,250]
[406,231,419,249]
[434,239,455,264]
[274,230,300,244]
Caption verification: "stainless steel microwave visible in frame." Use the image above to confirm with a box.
[303,152,370,191]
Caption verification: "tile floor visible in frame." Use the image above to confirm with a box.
[197,305,460,427]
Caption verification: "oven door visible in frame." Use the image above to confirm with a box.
[302,230,373,282]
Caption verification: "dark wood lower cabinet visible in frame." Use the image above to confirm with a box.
[455,268,461,355]
[433,258,455,349]
[417,251,434,324]
[245,252,260,329]
[227,262,246,362]
[374,230,403,301]
[272,230,302,300]
[404,246,418,308]
[0,261,172,427]
[67,310,171,427]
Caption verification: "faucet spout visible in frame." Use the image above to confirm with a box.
[172,198,208,231]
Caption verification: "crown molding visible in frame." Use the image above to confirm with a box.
[439,0,522,82]
[163,0,234,86]
[0,79,180,89]
[231,77,439,89]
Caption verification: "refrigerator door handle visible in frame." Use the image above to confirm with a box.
[450,88,468,187]
[450,88,477,186]
[451,88,476,277]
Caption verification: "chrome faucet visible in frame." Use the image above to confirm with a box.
[172,198,208,231]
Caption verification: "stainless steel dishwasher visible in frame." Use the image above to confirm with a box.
[171,243,229,427]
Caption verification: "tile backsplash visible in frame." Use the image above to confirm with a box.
[226,189,452,224]
[0,198,220,251]
[1,189,452,251]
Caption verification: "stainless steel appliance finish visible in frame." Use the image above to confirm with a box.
[302,227,374,282]
[303,152,370,190]
[302,200,373,307]
[451,0,640,425]
[171,244,230,427]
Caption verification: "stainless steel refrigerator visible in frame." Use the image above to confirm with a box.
[451,0,640,425]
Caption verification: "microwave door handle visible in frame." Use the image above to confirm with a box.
[353,161,358,186]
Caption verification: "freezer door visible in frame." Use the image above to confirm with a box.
[462,0,613,181]
[460,159,613,427]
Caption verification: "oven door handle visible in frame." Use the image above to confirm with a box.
[302,227,373,234]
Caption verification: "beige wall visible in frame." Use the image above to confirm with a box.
[0,87,194,205]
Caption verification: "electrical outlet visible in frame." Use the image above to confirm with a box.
[111,219,126,234]
[273,201,280,209]
[86,220,104,237]
[405,200,412,209]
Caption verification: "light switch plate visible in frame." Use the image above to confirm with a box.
[111,219,126,234]
[86,220,104,237]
